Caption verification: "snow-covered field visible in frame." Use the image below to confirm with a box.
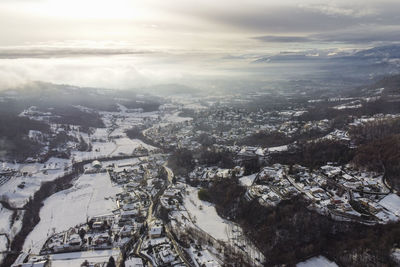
[297,256,338,267]
[184,187,230,241]
[268,145,288,152]
[0,158,71,208]
[91,128,108,140]
[0,204,14,234]
[379,194,400,217]
[0,235,8,252]
[71,108,159,161]
[71,141,115,161]
[239,173,257,187]
[183,103,207,110]
[172,186,265,265]
[23,172,122,253]
[0,235,9,264]
[0,235,8,265]
[72,137,155,161]
[164,112,193,123]
[49,249,120,267]
[0,203,23,265]
[111,137,155,156]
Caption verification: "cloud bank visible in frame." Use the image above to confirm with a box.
[0,0,399,90]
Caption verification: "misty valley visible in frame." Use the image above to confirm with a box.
[1,58,400,266]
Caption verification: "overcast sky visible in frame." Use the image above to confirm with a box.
[0,0,399,89]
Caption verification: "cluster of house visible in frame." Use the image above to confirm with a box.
[107,160,152,184]
[308,164,400,224]
[187,244,222,267]
[188,166,245,183]
[143,120,197,151]
[138,220,186,266]
[159,185,185,211]
[129,182,199,266]
[243,163,400,225]
[41,215,121,254]
[143,104,311,151]
[320,129,351,142]
[349,113,400,127]
[245,164,300,206]
[34,156,171,267]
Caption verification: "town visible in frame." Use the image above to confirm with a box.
[0,74,400,266]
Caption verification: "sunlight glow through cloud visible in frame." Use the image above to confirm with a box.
[0,0,399,90]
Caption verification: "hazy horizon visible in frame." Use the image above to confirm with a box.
[1,0,400,90]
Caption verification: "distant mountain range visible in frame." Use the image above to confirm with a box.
[253,45,400,83]
[253,45,400,63]
[351,45,400,59]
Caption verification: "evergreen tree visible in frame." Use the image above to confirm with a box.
[106,256,116,267]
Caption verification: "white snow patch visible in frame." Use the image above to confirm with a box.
[72,138,155,161]
[23,172,121,253]
[0,158,71,208]
[268,145,288,152]
[392,248,400,264]
[239,174,257,187]
[49,249,120,267]
[184,187,230,241]
[111,137,155,156]
[379,194,400,216]
[0,235,8,252]
[297,256,338,267]
[0,203,13,234]
[164,112,193,123]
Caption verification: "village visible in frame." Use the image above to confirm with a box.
[8,152,235,266]
[241,163,400,224]
[1,84,400,266]
[0,97,242,266]
[29,155,186,267]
